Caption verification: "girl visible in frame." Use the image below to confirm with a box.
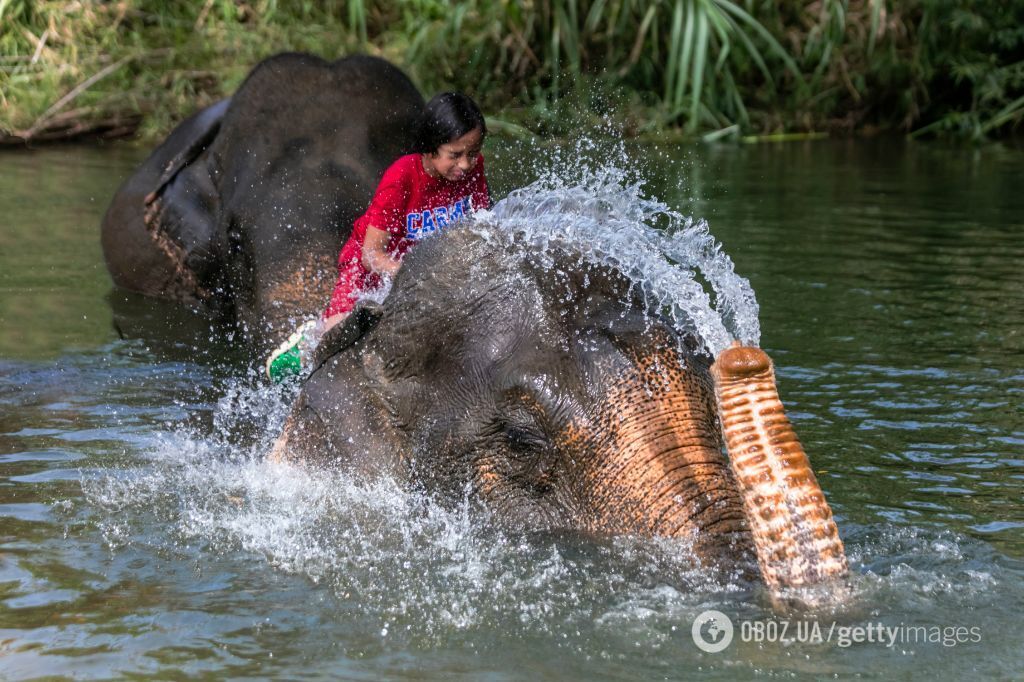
[266,92,490,380]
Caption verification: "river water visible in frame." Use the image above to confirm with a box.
[1,139,1021,679]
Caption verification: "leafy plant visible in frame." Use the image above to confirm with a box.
[1,0,1021,142]
[907,0,1024,139]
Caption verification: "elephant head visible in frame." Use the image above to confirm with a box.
[102,53,425,350]
[273,204,848,597]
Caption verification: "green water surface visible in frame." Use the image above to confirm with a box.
[0,139,1021,680]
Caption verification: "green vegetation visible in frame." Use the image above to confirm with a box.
[1,0,1021,143]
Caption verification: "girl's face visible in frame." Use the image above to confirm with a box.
[424,127,484,182]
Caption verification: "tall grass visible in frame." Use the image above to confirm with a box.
[0,1,361,140]
[1,0,1021,142]
[367,0,801,134]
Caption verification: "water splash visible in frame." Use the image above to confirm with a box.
[475,140,759,357]
[83,409,1022,661]
[80,136,770,643]
[82,379,744,644]
[76,362,1023,672]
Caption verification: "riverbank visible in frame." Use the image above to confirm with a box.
[2,1,1021,145]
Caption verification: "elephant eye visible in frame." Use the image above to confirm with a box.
[494,388,559,457]
[504,423,546,452]
[486,409,558,499]
[491,410,549,455]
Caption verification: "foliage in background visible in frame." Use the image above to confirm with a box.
[761,0,1024,140]
[1,0,1021,143]
[903,1,1024,141]
[0,1,364,140]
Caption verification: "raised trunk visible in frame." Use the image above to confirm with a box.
[711,343,848,591]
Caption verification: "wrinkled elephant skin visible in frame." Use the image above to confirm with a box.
[274,219,848,599]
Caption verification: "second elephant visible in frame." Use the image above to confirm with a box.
[101,53,425,350]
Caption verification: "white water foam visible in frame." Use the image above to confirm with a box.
[83,377,736,643]
[473,141,759,357]
[86,406,1017,655]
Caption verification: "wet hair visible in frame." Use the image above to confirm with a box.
[414,92,486,154]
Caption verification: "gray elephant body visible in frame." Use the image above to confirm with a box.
[276,212,850,596]
[101,53,425,349]
[280,217,756,562]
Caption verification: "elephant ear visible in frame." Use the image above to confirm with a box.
[144,98,231,206]
[140,99,232,300]
[310,303,384,372]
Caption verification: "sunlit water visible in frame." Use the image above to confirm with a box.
[1,139,1022,679]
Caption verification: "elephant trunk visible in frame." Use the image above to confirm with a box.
[711,342,848,592]
[241,249,338,352]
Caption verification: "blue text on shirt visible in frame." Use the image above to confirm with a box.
[405,196,473,241]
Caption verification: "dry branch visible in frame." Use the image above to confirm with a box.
[23,55,134,138]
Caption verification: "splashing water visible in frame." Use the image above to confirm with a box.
[2,135,1014,679]
[83,380,741,647]
[78,142,771,651]
[81,378,1022,665]
[475,143,759,357]
[74,137,1024,671]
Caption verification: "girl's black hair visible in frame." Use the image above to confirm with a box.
[414,92,486,154]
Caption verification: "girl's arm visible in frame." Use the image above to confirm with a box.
[361,226,402,277]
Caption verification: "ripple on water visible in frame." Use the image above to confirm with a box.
[0,450,84,464]
[0,503,53,523]
[9,468,83,484]
[5,589,82,610]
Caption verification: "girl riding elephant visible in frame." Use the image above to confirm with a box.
[266,92,491,380]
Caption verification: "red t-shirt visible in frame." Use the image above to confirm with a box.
[324,153,490,318]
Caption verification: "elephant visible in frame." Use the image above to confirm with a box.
[101,53,425,350]
[271,208,849,598]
